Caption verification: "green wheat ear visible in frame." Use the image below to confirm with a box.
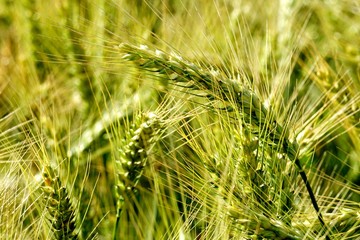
[119,43,331,239]
[42,166,78,240]
[114,112,163,239]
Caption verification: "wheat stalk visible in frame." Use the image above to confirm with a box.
[119,43,330,239]
[114,112,163,239]
[42,165,78,240]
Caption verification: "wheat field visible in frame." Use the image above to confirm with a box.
[0,0,359,239]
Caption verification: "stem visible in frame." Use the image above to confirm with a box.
[113,204,123,240]
[294,158,330,240]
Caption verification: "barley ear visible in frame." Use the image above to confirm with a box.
[330,208,360,236]
[113,112,162,239]
[119,43,330,239]
[42,165,78,240]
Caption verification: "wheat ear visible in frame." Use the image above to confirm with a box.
[329,207,360,237]
[119,43,330,239]
[114,112,162,239]
[42,165,78,240]
[227,207,303,239]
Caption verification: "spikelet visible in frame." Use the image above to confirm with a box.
[42,165,78,240]
[330,207,360,237]
[227,207,303,240]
